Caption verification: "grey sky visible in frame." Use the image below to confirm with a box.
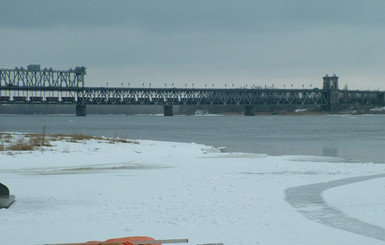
[1,0,385,89]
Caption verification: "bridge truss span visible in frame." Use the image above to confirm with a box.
[0,65,86,88]
[0,65,328,107]
[77,87,328,106]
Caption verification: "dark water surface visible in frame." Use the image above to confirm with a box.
[1,114,385,163]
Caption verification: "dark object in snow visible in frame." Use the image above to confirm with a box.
[0,183,15,209]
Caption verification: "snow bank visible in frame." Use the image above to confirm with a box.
[1,134,385,245]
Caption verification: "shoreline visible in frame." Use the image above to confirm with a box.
[1,131,385,245]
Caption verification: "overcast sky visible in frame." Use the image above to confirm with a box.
[1,0,385,89]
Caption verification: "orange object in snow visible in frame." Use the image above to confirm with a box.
[87,236,161,245]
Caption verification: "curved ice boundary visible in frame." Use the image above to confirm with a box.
[285,174,385,241]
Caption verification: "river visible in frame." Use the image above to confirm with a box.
[1,114,385,163]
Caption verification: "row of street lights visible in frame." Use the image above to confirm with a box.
[105,82,314,89]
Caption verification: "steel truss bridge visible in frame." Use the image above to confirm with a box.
[82,87,329,106]
[0,65,327,106]
[1,65,384,116]
[0,86,329,106]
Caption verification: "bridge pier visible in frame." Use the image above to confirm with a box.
[76,104,86,116]
[164,105,173,116]
[244,105,254,116]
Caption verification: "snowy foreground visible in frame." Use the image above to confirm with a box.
[1,134,385,245]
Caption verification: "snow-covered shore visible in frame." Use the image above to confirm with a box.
[1,134,385,245]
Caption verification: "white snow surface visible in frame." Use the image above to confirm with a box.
[1,135,385,245]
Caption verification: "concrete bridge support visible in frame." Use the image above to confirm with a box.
[164,105,173,116]
[76,104,86,116]
[244,105,254,116]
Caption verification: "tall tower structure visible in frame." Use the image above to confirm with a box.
[322,74,340,111]
[330,74,339,91]
[323,74,331,91]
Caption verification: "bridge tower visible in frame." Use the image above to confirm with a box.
[330,74,339,91]
[323,75,331,91]
[322,74,339,111]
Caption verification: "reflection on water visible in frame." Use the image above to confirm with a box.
[322,147,338,157]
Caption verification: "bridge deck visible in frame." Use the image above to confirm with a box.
[0,86,329,106]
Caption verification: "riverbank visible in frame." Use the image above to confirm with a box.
[1,133,385,244]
